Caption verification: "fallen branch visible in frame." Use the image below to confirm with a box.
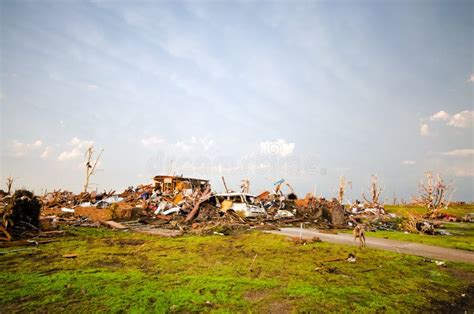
[249,254,258,272]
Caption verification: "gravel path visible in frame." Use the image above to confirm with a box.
[268,227,474,264]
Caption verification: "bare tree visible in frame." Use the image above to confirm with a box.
[337,176,346,204]
[83,146,104,193]
[241,179,250,193]
[5,177,13,195]
[362,175,382,206]
[418,171,453,218]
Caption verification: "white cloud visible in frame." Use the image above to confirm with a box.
[58,137,94,161]
[401,160,415,165]
[198,137,214,151]
[40,146,53,159]
[86,84,99,91]
[420,124,430,136]
[7,139,43,157]
[430,110,450,121]
[441,149,474,157]
[447,110,473,128]
[141,136,165,149]
[175,136,215,152]
[175,141,193,151]
[58,150,80,161]
[468,74,474,83]
[260,139,295,157]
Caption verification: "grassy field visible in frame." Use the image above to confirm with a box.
[1,228,473,313]
[342,222,474,251]
[385,204,474,218]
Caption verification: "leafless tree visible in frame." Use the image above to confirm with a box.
[418,171,453,218]
[5,177,13,195]
[83,146,103,193]
[337,176,346,204]
[362,175,382,206]
[241,179,250,193]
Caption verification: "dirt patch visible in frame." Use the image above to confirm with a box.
[41,206,110,221]
[444,266,474,282]
[263,300,293,314]
[244,289,271,302]
[71,207,111,221]
[244,290,293,313]
[41,205,136,222]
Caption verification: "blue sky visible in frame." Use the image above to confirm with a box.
[1,0,473,201]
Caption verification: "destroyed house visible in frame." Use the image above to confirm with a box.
[153,175,209,194]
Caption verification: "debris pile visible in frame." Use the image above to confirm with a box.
[19,176,354,237]
[400,213,453,235]
[1,190,42,241]
[6,174,464,240]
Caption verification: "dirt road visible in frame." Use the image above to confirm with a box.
[268,227,474,264]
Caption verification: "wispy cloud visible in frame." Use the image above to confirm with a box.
[86,84,99,91]
[40,146,53,159]
[449,166,474,177]
[58,137,93,161]
[141,136,165,149]
[260,139,295,157]
[401,160,415,165]
[7,139,43,157]
[175,141,193,152]
[441,149,474,157]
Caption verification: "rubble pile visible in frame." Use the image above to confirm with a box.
[26,176,355,237]
[8,174,464,240]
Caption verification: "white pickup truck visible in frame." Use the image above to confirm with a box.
[211,193,267,217]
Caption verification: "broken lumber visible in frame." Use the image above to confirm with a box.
[63,253,78,258]
[0,239,56,248]
[185,186,212,222]
[101,221,127,230]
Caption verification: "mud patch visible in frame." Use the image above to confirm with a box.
[430,284,474,313]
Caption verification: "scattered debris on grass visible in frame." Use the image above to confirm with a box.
[423,258,447,267]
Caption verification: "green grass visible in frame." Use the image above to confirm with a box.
[385,204,474,218]
[1,228,473,313]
